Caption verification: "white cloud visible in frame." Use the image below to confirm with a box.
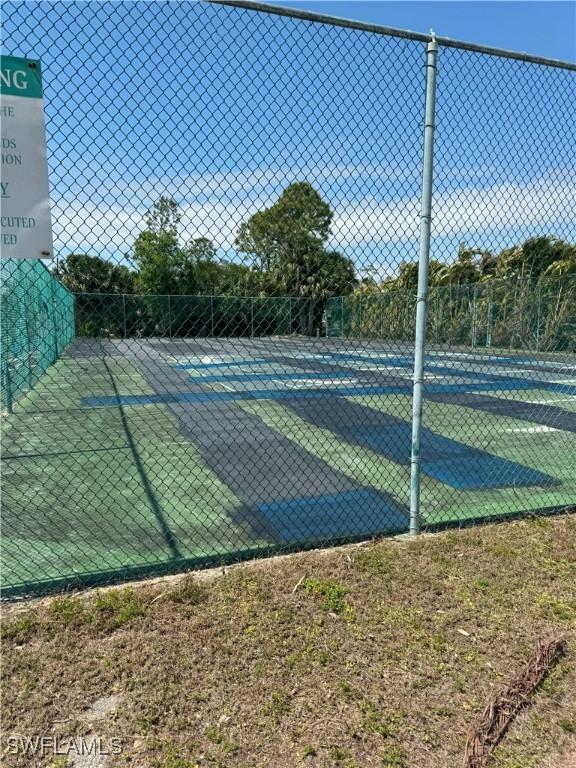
[51,173,575,261]
[331,175,576,246]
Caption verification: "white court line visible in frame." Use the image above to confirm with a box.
[532,397,576,404]
[496,368,541,374]
[280,353,332,360]
[429,353,571,370]
[331,351,397,358]
[356,365,410,371]
[284,378,361,389]
[503,426,559,433]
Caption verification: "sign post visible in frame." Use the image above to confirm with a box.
[0,55,53,259]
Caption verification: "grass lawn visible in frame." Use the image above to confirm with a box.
[1,514,575,768]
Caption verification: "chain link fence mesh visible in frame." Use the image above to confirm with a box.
[421,43,576,527]
[1,259,75,411]
[1,0,574,596]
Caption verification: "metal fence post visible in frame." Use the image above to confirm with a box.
[487,287,493,348]
[2,356,13,415]
[168,294,172,339]
[471,284,477,348]
[50,280,59,359]
[535,280,542,352]
[122,294,127,339]
[409,35,438,536]
[24,301,33,390]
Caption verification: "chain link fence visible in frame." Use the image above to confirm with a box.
[1,259,75,412]
[1,0,575,597]
[327,276,576,351]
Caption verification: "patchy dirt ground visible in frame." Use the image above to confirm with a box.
[2,515,575,768]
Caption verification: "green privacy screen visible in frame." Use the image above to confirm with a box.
[0,259,75,412]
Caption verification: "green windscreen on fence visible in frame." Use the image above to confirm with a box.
[0,259,75,412]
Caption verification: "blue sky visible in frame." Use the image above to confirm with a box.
[3,1,575,277]
[267,2,576,63]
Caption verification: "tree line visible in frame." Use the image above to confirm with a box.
[54,181,576,298]
[54,183,356,299]
[54,182,575,346]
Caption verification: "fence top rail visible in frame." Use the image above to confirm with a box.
[208,0,576,71]
[73,292,305,299]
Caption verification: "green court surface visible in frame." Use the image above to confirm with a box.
[241,392,575,525]
[352,393,575,522]
[1,339,574,596]
[1,355,267,593]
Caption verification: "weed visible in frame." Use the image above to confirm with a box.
[431,634,447,653]
[530,517,552,529]
[192,691,208,703]
[205,727,238,755]
[21,667,40,694]
[48,759,69,768]
[137,710,162,733]
[3,516,576,768]
[559,718,575,733]
[473,578,490,592]
[355,548,391,575]
[48,596,89,627]
[150,740,199,768]
[380,745,407,767]
[329,745,348,761]
[274,606,294,624]
[167,577,207,605]
[262,691,290,722]
[206,726,224,744]
[547,597,576,622]
[313,649,331,666]
[302,577,353,617]
[1,610,39,641]
[359,699,401,738]
[94,588,144,630]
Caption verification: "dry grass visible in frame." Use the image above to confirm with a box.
[1,515,575,768]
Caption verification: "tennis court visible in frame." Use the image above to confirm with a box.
[2,335,574,595]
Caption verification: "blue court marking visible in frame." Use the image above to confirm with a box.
[422,456,556,490]
[326,354,561,386]
[174,358,269,370]
[83,378,576,408]
[258,489,407,542]
[177,370,361,384]
[328,351,569,369]
[427,354,573,369]
[349,423,556,490]
[174,354,542,389]
[173,353,571,394]
[174,355,343,371]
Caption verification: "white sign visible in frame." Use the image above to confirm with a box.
[0,56,53,259]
